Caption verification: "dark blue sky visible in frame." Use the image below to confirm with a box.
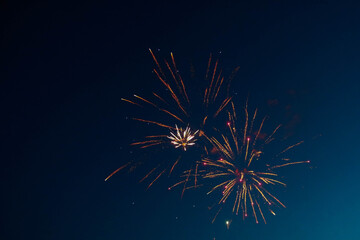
[2,1,360,239]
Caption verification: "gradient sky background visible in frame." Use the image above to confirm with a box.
[2,1,360,239]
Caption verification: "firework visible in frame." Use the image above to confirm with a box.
[115,50,239,187]
[167,125,199,151]
[202,104,309,223]
[123,49,239,150]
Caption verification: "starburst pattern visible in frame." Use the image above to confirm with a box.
[202,105,309,223]
[167,125,199,151]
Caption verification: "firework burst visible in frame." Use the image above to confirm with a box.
[123,49,239,150]
[112,50,239,188]
[202,104,309,223]
[167,125,199,151]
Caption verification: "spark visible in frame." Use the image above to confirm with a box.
[225,220,231,229]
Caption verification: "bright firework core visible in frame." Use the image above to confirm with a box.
[167,125,199,151]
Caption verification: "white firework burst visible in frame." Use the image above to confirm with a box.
[167,125,199,151]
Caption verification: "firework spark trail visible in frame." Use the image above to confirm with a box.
[132,141,164,149]
[133,95,185,123]
[130,135,168,149]
[214,76,225,102]
[164,59,184,99]
[152,68,188,116]
[139,166,159,183]
[104,162,131,181]
[152,92,169,105]
[181,169,192,198]
[194,163,199,188]
[170,52,190,104]
[211,69,223,101]
[206,59,218,106]
[121,98,143,108]
[202,105,310,223]
[169,156,181,175]
[270,160,310,170]
[214,97,232,118]
[212,207,222,223]
[132,118,175,129]
[134,94,158,108]
[147,169,166,189]
[278,141,304,155]
[265,124,281,144]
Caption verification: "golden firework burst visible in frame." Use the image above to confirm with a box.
[202,104,309,224]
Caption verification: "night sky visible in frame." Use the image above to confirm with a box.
[2,1,360,239]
